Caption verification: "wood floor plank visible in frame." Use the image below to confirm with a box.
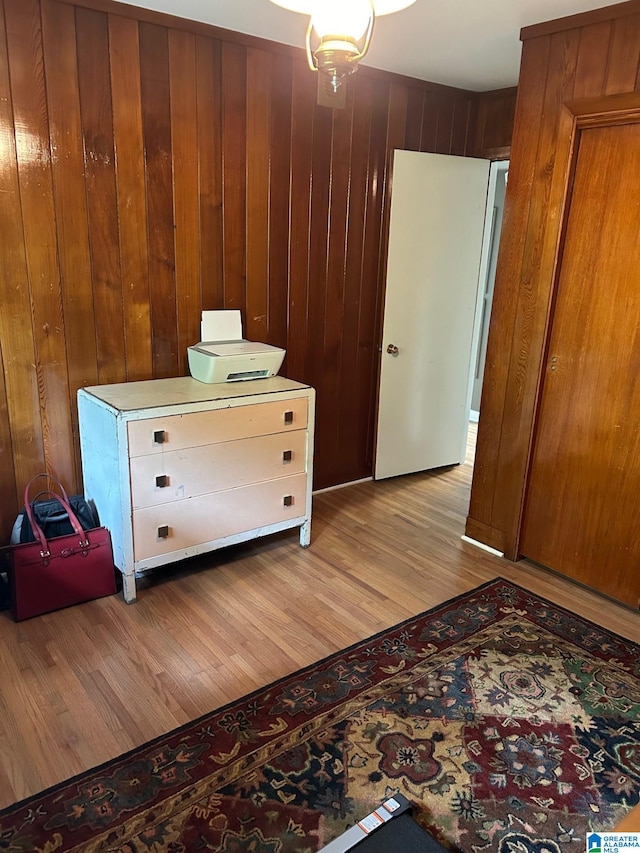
[0,423,639,809]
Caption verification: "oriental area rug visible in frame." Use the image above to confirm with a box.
[1,578,639,852]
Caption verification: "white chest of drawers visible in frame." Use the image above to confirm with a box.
[77,376,315,603]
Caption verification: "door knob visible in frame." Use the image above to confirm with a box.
[386,344,399,355]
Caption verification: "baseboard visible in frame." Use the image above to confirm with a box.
[313,477,373,495]
[461,534,504,558]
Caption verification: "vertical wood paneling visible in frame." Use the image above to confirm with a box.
[404,86,423,150]
[246,47,271,342]
[0,0,508,537]
[450,97,471,155]
[221,41,247,313]
[573,22,613,98]
[286,60,315,383]
[473,88,517,157]
[0,343,16,539]
[0,1,34,532]
[318,88,354,483]
[305,100,333,402]
[76,7,126,386]
[605,13,640,92]
[195,36,223,311]
[466,95,480,156]
[169,29,200,374]
[41,0,97,484]
[387,81,409,151]
[267,52,292,351]
[140,22,178,379]
[339,72,373,481]
[42,1,97,392]
[109,14,153,381]
[420,94,439,152]
[435,95,454,153]
[4,0,75,491]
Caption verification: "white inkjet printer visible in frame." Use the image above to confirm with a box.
[187,310,285,383]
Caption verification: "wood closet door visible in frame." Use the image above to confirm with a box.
[519,121,640,609]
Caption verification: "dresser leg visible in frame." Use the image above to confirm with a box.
[299,519,311,548]
[122,571,137,604]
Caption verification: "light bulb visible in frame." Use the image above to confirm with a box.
[310,0,372,41]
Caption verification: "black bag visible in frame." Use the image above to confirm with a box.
[11,475,98,545]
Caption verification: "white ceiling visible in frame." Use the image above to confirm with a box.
[113,0,622,91]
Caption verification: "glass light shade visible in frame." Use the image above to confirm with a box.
[310,0,372,40]
[269,0,417,92]
[269,0,416,17]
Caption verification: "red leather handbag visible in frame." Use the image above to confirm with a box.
[9,477,117,621]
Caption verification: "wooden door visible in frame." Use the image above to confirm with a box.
[519,121,640,609]
[375,150,489,480]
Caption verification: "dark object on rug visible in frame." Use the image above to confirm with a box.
[319,793,448,853]
[0,578,638,852]
[356,814,448,852]
[7,476,116,621]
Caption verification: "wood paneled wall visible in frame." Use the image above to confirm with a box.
[0,0,514,541]
[466,0,640,556]
[472,87,517,159]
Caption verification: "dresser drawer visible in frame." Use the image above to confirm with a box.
[129,430,308,509]
[132,473,308,561]
[127,397,308,457]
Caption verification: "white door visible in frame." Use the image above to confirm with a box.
[374,150,490,480]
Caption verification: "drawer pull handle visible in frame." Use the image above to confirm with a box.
[156,475,168,488]
[284,411,294,425]
[153,429,166,444]
[282,450,292,463]
[283,495,293,507]
[157,525,169,539]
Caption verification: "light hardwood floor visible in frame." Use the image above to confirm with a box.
[1,423,639,809]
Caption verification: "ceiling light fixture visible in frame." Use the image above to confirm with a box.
[269,0,417,95]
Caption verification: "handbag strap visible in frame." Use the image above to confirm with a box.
[29,491,72,515]
[24,473,70,505]
[23,475,87,556]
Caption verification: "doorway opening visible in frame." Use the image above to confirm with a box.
[469,159,509,422]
